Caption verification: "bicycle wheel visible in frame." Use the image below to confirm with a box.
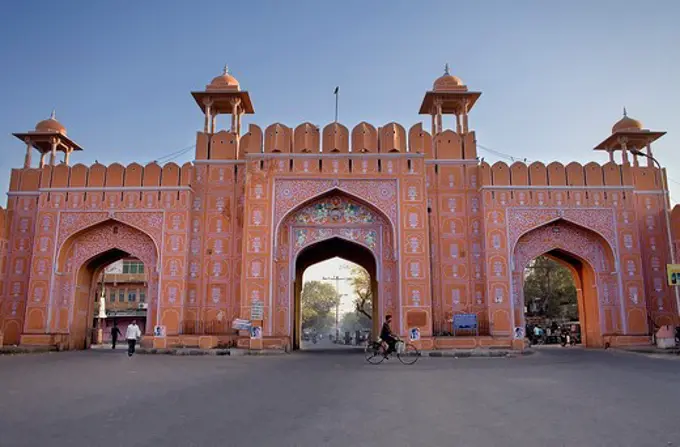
[397,343,420,365]
[365,342,385,365]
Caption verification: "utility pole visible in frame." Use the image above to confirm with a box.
[323,275,350,342]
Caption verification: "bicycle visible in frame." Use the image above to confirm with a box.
[365,338,420,365]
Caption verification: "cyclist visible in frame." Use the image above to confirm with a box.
[380,315,398,356]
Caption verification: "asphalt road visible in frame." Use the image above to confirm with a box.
[0,347,679,447]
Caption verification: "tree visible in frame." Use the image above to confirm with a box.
[349,266,372,320]
[301,281,340,332]
[523,256,578,320]
[341,311,372,333]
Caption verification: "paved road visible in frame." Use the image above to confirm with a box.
[0,347,679,447]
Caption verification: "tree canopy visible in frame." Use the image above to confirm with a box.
[341,310,372,333]
[349,265,372,320]
[523,256,578,320]
[301,280,340,332]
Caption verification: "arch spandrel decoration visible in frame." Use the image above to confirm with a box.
[507,208,617,253]
[56,211,164,266]
[513,222,612,275]
[287,195,387,258]
[274,179,398,233]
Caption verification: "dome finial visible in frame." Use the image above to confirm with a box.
[444,63,450,75]
[50,109,56,120]
[223,64,229,75]
[623,107,627,117]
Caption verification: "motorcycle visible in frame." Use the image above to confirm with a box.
[560,332,576,347]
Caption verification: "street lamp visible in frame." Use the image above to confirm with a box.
[323,275,350,342]
[629,148,680,318]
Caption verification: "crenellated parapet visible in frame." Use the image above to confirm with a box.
[7,161,193,211]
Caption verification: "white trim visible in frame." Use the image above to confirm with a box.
[424,159,478,165]
[193,159,245,165]
[633,190,665,195]
[247,152,424,159]
[8,186,192,195]
[46,186,192,193]
[481,185,634,191]
[6,191,40,197]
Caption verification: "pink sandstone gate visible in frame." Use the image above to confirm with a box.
[1,66,678,351]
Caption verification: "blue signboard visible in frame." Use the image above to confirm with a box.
[453,314,478,336]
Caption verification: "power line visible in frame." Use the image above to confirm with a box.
[145,144,196,165]
[477,143,531,163]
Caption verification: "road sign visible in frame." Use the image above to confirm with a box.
[232,319,252,331]
[251,301,264,320]
[667,264,680,286]
[453,314,478,336]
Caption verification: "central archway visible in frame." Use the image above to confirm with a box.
[293,237,378,350]
[270,190,398,349]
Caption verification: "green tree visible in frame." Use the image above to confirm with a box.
[341,310,372,333]
[301,281,340,332]
[349,266,372,320]
[523,256,578,320]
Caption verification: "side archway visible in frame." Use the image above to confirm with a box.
[511,220,623,347]
[47,220,158,349]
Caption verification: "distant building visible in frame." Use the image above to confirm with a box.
[95,257,148,342]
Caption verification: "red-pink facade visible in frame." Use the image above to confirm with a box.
[0,67,677,350]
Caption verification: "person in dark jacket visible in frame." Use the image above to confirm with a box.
[110,323,122,349]
[380,315,398,356]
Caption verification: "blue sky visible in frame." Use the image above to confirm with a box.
[1,0,679,201]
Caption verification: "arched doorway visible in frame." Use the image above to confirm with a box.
[512,220,619,348]
[293,237,379,350]
[271,191,397,349]
[51,220,158,350]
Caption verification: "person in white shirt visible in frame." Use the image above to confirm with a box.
[125,320,142,357]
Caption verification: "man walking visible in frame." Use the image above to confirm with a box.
[110,323,122,349]
[125,320,141,357]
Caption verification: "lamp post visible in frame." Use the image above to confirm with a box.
[96,272,108,344]
[629,148,680,318]
[323,275,350,342]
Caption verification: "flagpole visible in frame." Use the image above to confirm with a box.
[334,86,339,123]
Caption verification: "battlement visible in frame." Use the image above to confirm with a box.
[479,160,664,191]
[196,122,479,160]
[8,161,193,193]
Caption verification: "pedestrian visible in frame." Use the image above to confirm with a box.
[110,323,122,349]
[125,320,142,357]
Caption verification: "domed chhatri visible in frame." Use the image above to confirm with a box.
[35,110,66,135]
[433,63,466,92]
[206,65,240,91]
[612,108,643,133]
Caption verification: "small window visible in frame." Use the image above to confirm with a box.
[109,290,115,303]
[138,263,144,274]
[129,263,138,274]
[128,291,136,302]
[139,291,146,303]
[122,262,130,274]
[118,291,125,303]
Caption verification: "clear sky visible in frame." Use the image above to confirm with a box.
[1,0,679,201]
